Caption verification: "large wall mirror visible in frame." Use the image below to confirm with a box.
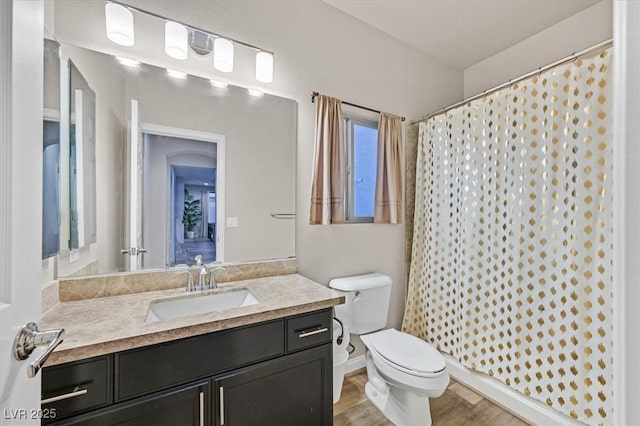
[43,9,296,279]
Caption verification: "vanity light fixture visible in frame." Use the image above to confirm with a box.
[104,1,274,83]
[166,69,187,80]
[165,21,189,60]
[213,38,234,72]
[105,2,134,46]
[248,88,264,97]
[210,79,228,88]
[255,52,274,83]
[115,56,140,68]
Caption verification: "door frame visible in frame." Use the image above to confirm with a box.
[139,123,226,265]
[612,1,640,424]
[0,0,44,416]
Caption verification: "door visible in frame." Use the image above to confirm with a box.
[0,0,45,421]
[124,99,144,271]
[214,344,332,426]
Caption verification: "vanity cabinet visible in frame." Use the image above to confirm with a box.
[214,344,331,426]
[42,308,333,426]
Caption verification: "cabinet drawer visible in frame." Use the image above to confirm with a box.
[49,379,209,426]
[115,319,283,401]
[286,309,332,353]
[41,355,112,423]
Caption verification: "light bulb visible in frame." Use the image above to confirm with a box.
[165,21,188,60]
[255,52,273,83]
[105,2,134,46]
[213,38,234,72]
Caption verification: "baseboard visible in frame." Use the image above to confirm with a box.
[444,355,581,426]
[344,354,366,375]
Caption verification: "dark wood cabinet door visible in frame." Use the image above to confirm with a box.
[51,379,210,426]
[214,344,332,426]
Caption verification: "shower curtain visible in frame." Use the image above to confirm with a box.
[403,47,613,424]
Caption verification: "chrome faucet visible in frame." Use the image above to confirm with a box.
[208,266,226,289]
[176,270,196,292]
[198,265,208,290]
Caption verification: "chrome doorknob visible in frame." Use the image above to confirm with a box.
[13,322,65,378]
[120,247,147,255]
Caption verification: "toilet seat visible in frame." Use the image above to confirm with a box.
[367,329,446,378]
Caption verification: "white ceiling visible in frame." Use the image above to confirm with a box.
[324,0,600,70]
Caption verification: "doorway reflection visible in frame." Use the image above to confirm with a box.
[172,169,216,266]
[141,133,217,268]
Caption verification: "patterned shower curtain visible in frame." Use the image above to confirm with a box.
[403,47,613,424]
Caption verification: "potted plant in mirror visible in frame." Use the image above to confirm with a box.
[183,190,201,239]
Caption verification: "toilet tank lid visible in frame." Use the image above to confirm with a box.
[329,273,392,291]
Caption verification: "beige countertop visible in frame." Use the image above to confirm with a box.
[41,274,344,366]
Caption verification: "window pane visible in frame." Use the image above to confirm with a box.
[353,124,377,217]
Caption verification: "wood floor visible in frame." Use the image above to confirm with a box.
[334,370,530,426]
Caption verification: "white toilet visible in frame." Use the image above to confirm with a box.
[330,273,449,426]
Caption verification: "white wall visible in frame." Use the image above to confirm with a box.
[464,0,612,98]
[43,39,59,112]
[53,1,464,334]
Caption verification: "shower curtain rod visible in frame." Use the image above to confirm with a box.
[311,91,406,121]
[409,38,613,125]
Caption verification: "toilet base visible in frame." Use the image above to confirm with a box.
[364,353,434,426]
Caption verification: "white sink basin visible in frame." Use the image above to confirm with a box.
[145,288,259,323]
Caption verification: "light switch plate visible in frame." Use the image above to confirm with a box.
[227,217,239,227]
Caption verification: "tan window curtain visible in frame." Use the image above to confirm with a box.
[309,95,345,224]
[374,112,404,224]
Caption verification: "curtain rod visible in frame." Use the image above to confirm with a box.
[311,91,406,121]
[107,0,274,55]
[409,38,613,126]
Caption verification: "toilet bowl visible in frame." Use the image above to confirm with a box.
[329,273,449,426]
[361,329,449,426]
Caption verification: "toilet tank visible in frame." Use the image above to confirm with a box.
[329,273,392,334]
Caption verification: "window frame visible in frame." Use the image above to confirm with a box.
[344,115,378,223]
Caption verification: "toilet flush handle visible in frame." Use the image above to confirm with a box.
[353,291,362,302]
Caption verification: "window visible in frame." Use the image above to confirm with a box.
[344,116,378,222]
